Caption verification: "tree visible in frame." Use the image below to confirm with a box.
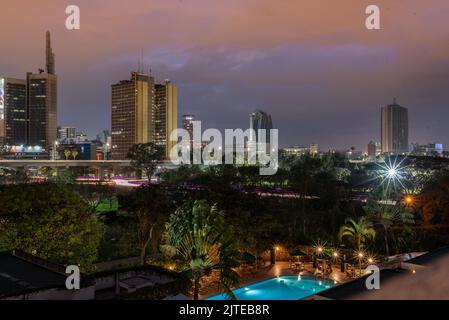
[72,149,79,160]
[74,184,117,212]
[339,216,376,250]
[47,168,75,186]
[64,148,72,160]
[164,200,240,300]
[119,186,171,265]
[418,174,449,225]
[0,184,104,271]
[289,154,339,236]
[127,142,164,181]
[365,193,415,258]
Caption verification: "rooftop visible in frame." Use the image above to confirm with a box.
[0,252,66,298]
[315,269,408,300]
[404,246,449,266]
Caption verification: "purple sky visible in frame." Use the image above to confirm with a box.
[1,0,449,150]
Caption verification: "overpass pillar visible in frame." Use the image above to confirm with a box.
[97,167,105,180]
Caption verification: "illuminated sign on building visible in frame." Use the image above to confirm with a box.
[0,78,4,120]
[10,145,43,153]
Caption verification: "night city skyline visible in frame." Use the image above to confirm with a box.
[1,0,449,150]
[2,1,449,307]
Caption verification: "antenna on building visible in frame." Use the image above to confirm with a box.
[46,31,55,74]
[139,49,144,73]
[393,97,397,105]
[136,50,143,73]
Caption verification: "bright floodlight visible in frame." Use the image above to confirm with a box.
[377,156,408,193]
[388,168,397,177]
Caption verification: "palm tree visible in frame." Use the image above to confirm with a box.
[339,216,376,250]
[366,191,415,258]
[164,200,240,300]
[368,205,414,258]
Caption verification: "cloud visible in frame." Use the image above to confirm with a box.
[1,0,449,149]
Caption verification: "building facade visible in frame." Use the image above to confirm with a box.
[410,143,443,157]
[0,77,27,146]
[111,72,154,160]
[182,114,195,141]
[249,110,273,144]
[0,32,57,150]
[153,80,178,159]
[57,126,76,142]
[26,72,57,149]
[367,141,381,159]
[381,99,409,154]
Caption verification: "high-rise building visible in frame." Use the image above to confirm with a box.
[381,99,409,154]
[0,77,27,146]
[182,114,195,141]
[153,80,178,159]
[111,71,154,160]
[0,32,57,151]
[57,126,76,142]
[26,31,57,149]
[249,110,273,144]
[26,72,57,148]
[367,141,381,159]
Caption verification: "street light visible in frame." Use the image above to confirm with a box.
[105,142,110,160]
[53,140,59,160]
[405,195,414,205]
[357,251,364,276]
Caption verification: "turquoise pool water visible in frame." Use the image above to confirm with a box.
[206,275,335,300]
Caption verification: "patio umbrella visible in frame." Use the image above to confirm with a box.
[344,257,358,265]
[289,249,307,261]
[239,252,256,263]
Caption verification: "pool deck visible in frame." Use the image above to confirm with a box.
[199,261,349,300]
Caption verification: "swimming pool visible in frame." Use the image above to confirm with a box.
[206,275,335,300]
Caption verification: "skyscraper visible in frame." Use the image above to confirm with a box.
[381,99,409,154]
[153,80,178,159]
[26,31,57,149]
[111,71,154,160]
[0,32,57,151]
[249,110,273,144]
[182,114,195,141]
[27,72,57,148]
[0,77,27,146]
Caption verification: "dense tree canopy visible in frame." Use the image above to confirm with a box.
[0,184,104,271]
